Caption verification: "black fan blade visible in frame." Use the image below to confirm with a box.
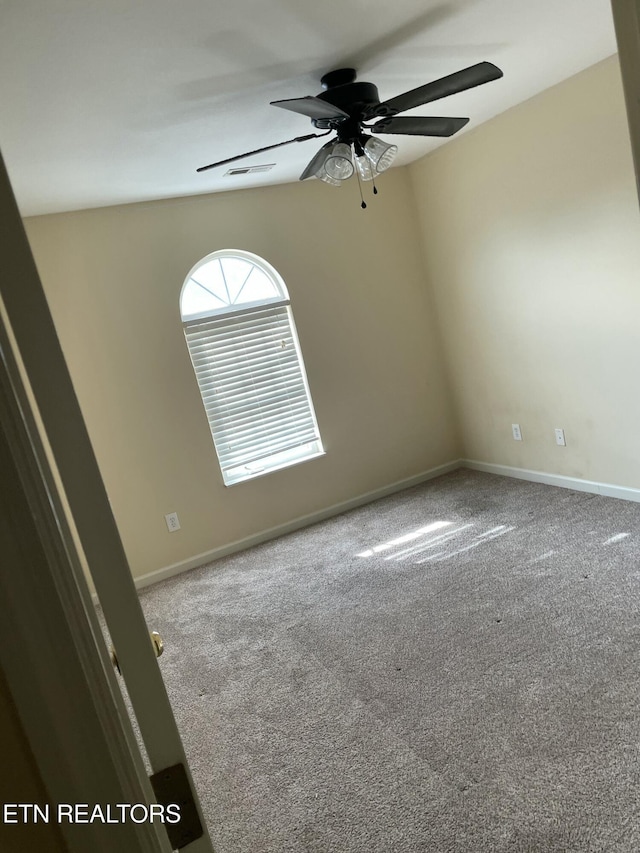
[299,140,335,181]
[372,116,469,137]
[270,96,350,121]
[377,62,503,115]
[197,132,328,173]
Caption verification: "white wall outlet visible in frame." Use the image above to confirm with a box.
[555,428,566,446]
[512,423,523,441]
[165,512,181,532]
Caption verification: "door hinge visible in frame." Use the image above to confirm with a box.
[150,763,204,849]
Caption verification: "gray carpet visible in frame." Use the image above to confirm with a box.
[138,468,640,852]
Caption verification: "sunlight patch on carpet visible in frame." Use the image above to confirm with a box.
[356,521,452,558]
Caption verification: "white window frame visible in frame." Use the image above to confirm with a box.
[180,250,324,486]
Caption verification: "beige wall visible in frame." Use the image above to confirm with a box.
[409,55,640,488]
[24,169,458,579]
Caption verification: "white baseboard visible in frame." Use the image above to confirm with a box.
[463,459,640,503]
[117,458,640,598]
[134,459,463,591]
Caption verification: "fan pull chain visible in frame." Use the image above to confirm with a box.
[356,176,367,209]
[353,148,367,209]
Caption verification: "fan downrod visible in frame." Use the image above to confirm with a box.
[320,68,357,90]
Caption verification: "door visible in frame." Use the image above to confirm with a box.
[0,150,215,853]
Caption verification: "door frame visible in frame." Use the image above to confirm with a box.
[0,147,212,851]
[0,312,172,853]
[611,0,640,204]
[0,179,171,849]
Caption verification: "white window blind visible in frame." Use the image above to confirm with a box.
[181,253,323,485]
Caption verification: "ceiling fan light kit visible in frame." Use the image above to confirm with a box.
[365,137,398,172]
[308,136,397,189]
[355,149,374,183]
[323,142,355,182]
[197,61,503,207]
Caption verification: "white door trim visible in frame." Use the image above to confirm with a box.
[611,0,640,204]
[0,309,172,853]
[0,150,213,851]
[0,204,171,851]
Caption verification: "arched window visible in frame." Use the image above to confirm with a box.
[180,250,324,485]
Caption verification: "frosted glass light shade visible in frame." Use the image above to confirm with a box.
[318,172,342,186]
[324,143,354,181]
[355,153,374,181]
[364,136,398,173]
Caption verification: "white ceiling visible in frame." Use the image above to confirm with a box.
[0,0,618,217]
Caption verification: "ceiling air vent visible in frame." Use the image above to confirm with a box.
[225,164,275,176]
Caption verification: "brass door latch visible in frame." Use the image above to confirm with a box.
[110,630,163,674]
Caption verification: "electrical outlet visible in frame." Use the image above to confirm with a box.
[165,512,181,532]
[555,428,566,446]
[512,423,522,441]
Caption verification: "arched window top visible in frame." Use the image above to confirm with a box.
[180,249,288,322]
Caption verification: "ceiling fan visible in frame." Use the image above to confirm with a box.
[197,61,503,201]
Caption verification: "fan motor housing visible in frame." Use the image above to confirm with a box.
[316,81,380,118]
